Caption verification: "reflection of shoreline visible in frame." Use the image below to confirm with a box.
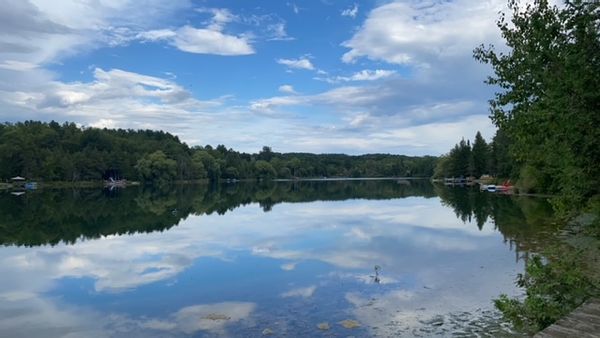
[0,181,555,253]
[273,177,428,182]
[0,180,436,247]
[435,184,556,256]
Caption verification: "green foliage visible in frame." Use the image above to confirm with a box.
[190,155,208,179]
[254,160,276,179]
[433,155,451,179]
[135,151,177,185]
[517,164,542,194]
[489,128,516,179]
[495,252,599,333]
[0,121,438,182]
[278,167,292,178]
[224,166,239,179]
[472,3,600,330]
[192,150,219,180]
[0,121,192,182]
[433,132,490,178]
[471,131,489,178]
[474,0,600,211]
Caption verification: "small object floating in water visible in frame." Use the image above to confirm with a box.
[340,319,361,329]
[262,328,274,335]
[372,265,381,284]
[317,322,330,330]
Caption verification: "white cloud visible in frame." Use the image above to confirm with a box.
[289,2,300,14]
[170,26,254,56]
[280,262,297,271]
[349,69,395,81]
[280,285,316,298]
[195,8,238,31]
[250,84,396,114]
[316,69,396,83]
[276,57,315,70]
[342,0,504,65]
[138,8,291,52]
[347,112,371,127]
[0,60,39,71]
[137,29,176,41]
[137,7,255,56]
[341,3,359,18]
[89,118,118,129]
[0,0,189,66]
[0,67,227,140]
[278,85,297,94]
[266,22,293,41]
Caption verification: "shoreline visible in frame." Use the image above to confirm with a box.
[0,176,428,191]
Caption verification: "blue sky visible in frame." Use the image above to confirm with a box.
[0,0,511,155]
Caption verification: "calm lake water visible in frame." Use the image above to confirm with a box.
[0,180,557,337]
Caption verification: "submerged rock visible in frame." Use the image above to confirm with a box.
[317,322,330,330]
[420,315,444,327]
[262,328,274,335]
[339,319,361,329]
[203,313,230,321]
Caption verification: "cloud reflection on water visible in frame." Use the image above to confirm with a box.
[0,195,528,337]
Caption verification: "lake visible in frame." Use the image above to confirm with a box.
[0,180,557,337]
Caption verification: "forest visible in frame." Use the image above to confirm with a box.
[0,121,437,184]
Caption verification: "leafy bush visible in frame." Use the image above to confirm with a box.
[495,251,599,333]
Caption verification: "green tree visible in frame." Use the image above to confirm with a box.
[192,150,220,180]
[257,146,274,162]
[447,138,472,177]
[489,128,515,178]
[474,0,600,210]
[471,131,490,178]
[224,166,240,179]
[135,151,177,185]
[254,160,276,179]
[190,154,208,179]
[433,155,451,178]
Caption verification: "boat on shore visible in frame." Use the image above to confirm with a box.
[480,181,514,193]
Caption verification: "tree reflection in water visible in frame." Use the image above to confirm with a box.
[0,180,555,252]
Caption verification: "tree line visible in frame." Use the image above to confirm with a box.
[433,130,515,180]
[0,121,437,184]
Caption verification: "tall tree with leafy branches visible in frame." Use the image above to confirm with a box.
[474,0,600,211]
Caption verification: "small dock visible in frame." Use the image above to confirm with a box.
[535,298,600,338]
